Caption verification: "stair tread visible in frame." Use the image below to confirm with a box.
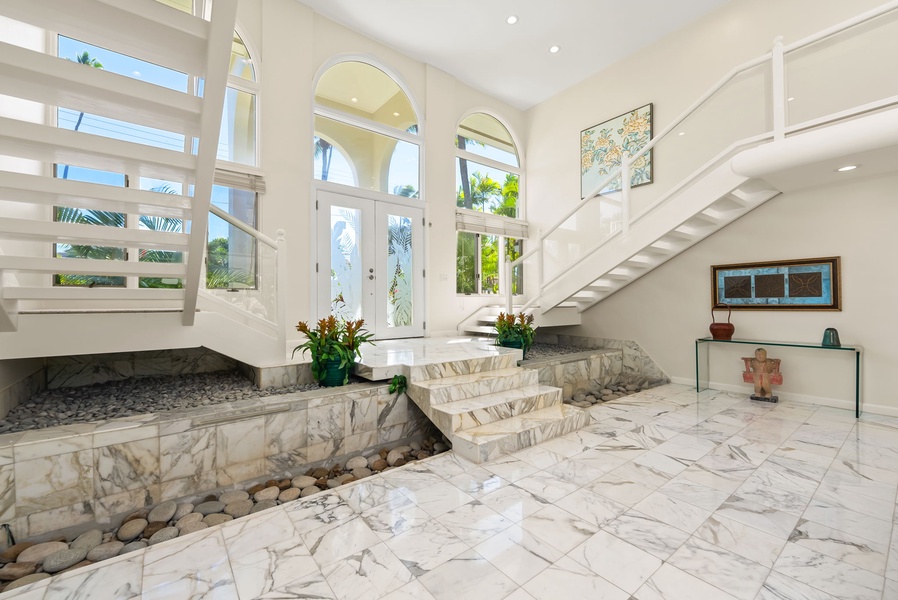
[411,367,527,390]
[432,384,559,416]
[454,405,585,444]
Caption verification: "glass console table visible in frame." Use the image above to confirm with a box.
[695,337,863,417]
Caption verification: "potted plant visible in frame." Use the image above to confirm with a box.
[494,311,535,358]
[293,316,374,386]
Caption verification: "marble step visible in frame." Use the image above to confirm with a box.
[409,367,539,406]
[451,404,591,464]
[430,384,561,433]
[406,351,520,382]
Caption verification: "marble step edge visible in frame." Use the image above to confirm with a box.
[433,385,562,432]
[406,352,520,382]
[408,368,539,405]
[450,404,591,464]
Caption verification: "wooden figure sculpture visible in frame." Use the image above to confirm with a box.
[742,347,782,403]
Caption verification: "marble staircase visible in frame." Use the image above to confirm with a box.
[405,351,590,463]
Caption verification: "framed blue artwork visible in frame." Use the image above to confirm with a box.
[711,257,841,310]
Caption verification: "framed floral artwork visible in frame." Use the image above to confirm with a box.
[580,103,653,199]
[711,257,842,310]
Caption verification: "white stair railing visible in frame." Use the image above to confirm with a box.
[199,206,287,351]
[505,1,898,314]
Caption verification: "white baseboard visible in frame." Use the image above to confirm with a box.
[667,376,889,416]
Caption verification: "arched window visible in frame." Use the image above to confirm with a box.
[313,61,420,198]
[455,113,525,295]
[52,7,261,290]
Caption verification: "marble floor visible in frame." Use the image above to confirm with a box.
[7,383,898,600]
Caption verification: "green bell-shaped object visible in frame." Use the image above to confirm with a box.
[822,328,841,347]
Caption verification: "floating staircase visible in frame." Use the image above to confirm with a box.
[405,353,589,463]
[0,0,287,364]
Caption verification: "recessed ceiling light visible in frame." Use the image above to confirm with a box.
[393,112,400,117]
[787,97,795,101]
[350,97,358,103]
[837,165,858,172]
[506,15,518,25]
[549,45,560,54]
[678,132,686,136]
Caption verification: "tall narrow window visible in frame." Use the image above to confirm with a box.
[455,113,526,295]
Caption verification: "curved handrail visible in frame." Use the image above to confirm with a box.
[505,2,898,314]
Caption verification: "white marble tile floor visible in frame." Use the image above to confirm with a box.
[9,383,898,599]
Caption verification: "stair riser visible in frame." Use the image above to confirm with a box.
[407,353,519,382]
[451,407,591,464]
[411,370,539,406]
[437,388,562,433]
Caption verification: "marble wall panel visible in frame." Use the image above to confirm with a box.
[265,409,307,456]
[216,417,264,468]
[308,403,345,445]
[6,380,430,527]
[377,393,409,429]
[94,438,160,496]
[93,485,161,524]
[343,431,377,455]
[266,449,309,476]
[217,459,266,486]
[347,396,377,436]
[0,463,14,521]
[160,428,215,483]
[160,473,218,503]
[15,450,93,513]
[47,359,134,390]
[306,439,345,464]
[27,501,95,537]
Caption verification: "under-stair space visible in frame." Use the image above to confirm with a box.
[458,303,581,338]
[405,352,590,463]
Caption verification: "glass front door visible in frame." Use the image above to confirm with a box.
[317,190,424,339]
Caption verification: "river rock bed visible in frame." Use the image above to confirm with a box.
[562,378,661,408]
[0,371,327,434]
[0,438,447,593]
[522,342,595,360]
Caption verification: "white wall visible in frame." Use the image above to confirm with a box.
[525,0,887,233]
[560,174,897,413]
[523,0,896,413]
[235,0,527,340]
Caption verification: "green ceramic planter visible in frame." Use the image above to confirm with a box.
[498,339,527,359]
[319,357,350,387]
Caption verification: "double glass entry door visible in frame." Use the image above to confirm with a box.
[317,190,424,339]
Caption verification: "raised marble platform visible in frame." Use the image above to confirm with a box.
[0,381,429,540]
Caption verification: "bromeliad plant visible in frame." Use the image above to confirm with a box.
[293,316,374,385]
[494,311,535,353]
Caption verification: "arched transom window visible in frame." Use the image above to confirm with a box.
[313,61,421,198]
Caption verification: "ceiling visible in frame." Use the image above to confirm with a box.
[296,0,731,110]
